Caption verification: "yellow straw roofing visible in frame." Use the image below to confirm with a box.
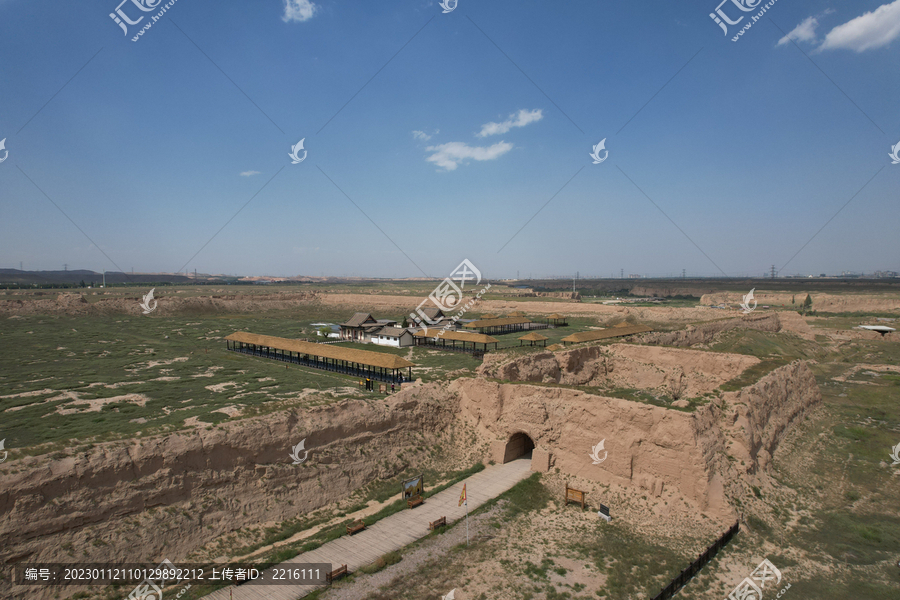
[518,332,549,341]
[413,329,499,344]
[508,311,527,317]
[480,313,499,319]
[463,316,532,328]
[561,325,652,343]
[547,313,566,319]
[226,332,415,369]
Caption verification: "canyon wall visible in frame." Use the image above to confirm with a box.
[0,356,821,599]
[0,389,454,599]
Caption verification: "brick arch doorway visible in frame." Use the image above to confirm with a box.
[503,431,535,463]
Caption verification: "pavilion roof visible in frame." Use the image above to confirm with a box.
[226,332,414,369]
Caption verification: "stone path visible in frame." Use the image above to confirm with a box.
[201,457,533,600]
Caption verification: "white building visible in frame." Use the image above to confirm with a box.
[369,326,414,348]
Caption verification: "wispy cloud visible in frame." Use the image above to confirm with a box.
[240,170,261,177]
[818,1,900,52]
[476,109,543,138]
[412,130,435,141]
[282,0,317,23]
[425,141,513,171]
[777,16,821,46]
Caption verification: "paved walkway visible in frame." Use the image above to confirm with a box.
[202,457,533,600]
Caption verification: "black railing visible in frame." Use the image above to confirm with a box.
[228,346,405,384]
[650,521,739,600]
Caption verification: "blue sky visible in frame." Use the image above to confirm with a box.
[0,0,898,279]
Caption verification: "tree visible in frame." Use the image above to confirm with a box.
[801,294,812,314]
[318,326,333,338]
[401,316,409,328]
[791,295,795,305]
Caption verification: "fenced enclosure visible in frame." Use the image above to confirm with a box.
[650,521,740,600]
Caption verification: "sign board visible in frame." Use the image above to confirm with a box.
[599,503,611,522]
[565,486,586,509]
[401,474,424,500]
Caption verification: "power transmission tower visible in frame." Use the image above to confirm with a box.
[682,269,686,278]
[770,265,776,279]
[63,264,68,271]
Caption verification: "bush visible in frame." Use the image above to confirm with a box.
[359,551,401,574]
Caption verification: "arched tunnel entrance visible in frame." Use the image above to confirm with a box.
[502,431,535,463]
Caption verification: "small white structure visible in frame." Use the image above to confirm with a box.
[369,326,414,348]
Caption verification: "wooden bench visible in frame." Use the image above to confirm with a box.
[346,520,366,535]
[325,564,348,583]
[429,516,446,530]
[407,495,424,509]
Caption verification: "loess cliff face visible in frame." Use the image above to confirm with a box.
[0,390,455,599]
[0,348,820,600]
[454,360,821,518]
[478,343,759,399]
[700,291,900,314]
[0,291,321,317]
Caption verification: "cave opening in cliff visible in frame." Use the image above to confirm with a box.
[503,431,535,463]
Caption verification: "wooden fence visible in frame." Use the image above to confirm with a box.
[650,521,739,600]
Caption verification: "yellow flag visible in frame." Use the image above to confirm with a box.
[459,483,467,506]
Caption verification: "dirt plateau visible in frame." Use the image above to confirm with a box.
[0,354,820,599]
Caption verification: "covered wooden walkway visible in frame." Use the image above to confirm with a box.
[463,316,547,336]
[225,332,414,383]
[413,329,499,353]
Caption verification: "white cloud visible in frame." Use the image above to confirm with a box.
[282,0,317,23]
[412,130,431,141]
[425,141,513,171]
[240,171,261,177]
[777,16,820,46]
[818,1,900,52]
[476,109,543,138]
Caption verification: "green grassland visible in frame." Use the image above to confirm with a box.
[0,307,483,457]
